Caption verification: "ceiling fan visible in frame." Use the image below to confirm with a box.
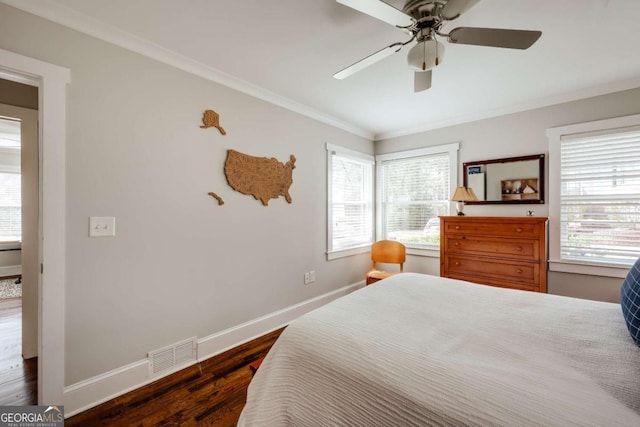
[334,0,542,92]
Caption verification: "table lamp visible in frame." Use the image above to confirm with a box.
[451,186,478,216]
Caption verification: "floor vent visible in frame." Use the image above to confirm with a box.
[148,337,197,377]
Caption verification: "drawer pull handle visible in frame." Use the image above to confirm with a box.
[454,242,460,246]
[455,225,460,230]
[516,269,523,274]
[455,261,460,266]
[516,246,523,251]
[516,227,523,233]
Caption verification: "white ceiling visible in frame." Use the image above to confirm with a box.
[6,0,640,140]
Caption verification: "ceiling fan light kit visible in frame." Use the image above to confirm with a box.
[407,38,444,71]
[335,0,541,92]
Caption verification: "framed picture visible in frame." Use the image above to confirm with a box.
[468,166,482,174]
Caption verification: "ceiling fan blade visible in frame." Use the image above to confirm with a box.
[334,43,402,79]
[337,0,413,28]
[414,70,432,92]
[448,27,542,49]
[440,0,481,20]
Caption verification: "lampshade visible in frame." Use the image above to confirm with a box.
[451,186,478,202]
[466,187,478,201]
[407,39,445,71]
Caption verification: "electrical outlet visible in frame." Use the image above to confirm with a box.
[304,271,316,285]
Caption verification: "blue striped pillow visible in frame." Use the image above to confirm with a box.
[620,258,640,347]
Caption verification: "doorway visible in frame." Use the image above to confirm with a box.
[0,100,39,403]
[1,47,69,405]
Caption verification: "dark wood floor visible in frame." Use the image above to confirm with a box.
[66,327,283,426]
[0,294,280,425]
[0,297,38,406]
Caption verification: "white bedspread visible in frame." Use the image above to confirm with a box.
[238,273,640,426]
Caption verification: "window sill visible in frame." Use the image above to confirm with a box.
[0,241,21,251]
[549,259,630,279]
[327,245,371,260]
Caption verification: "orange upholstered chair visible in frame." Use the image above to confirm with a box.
[366,240,406,285]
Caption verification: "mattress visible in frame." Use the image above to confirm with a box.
[238,273,640,426]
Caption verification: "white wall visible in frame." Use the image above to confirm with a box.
[0,3,373,387]
[376,87,640,302]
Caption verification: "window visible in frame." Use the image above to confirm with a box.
[376,143,458,253]
[0,171,21,243]
[327,143,374,259]
[548,114,640,277]
[0,117,22,248]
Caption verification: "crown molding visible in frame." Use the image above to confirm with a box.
[5,0,638,144]
[1,0,374,140]
[374,76,640,141]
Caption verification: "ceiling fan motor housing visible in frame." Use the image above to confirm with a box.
[403,0,443,20]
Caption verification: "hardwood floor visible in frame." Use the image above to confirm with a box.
[0,294,281,425]
[66,327,284,426]
[0,297,38,406]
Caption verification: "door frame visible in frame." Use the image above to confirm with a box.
[0,48,69,405]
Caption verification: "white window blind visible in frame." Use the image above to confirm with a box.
[377,144,458,250]
[0,172,21,242]
[327,144,374,257]
[560,126,640,266]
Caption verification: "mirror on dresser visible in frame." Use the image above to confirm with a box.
[463,154,545,204]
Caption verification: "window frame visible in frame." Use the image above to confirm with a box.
[375,143,459,257]
[547,113,640,278]
[0,145,22,250]
[326,143,375,260]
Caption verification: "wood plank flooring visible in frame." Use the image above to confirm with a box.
[0,297,38,406]
[66,327,284,426]
[0,294,280,425]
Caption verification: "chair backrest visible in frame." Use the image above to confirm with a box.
[371,240,406,271]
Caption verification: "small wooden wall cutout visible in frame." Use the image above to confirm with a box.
[200,110,226,135]
[208,192,224,205]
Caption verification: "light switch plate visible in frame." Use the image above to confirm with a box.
[89,217,116,237]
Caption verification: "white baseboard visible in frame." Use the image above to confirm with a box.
[0,265,21,277]
[63,280,364,417]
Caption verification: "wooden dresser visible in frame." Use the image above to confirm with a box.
[440,216,548,293]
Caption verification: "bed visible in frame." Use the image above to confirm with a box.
[238,273,640,426]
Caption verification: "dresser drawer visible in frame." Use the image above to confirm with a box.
[442,221,541,238]
[443,255,539,285]
[444,236,539,261]
[444,272,540,292]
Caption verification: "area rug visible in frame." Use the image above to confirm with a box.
[0,278,22,299]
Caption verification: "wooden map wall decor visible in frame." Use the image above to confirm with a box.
[200,109,226,135]
[201,108,226,206]
[208,192,224,205]
[199,110,296,207]
[224,149,296,206]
